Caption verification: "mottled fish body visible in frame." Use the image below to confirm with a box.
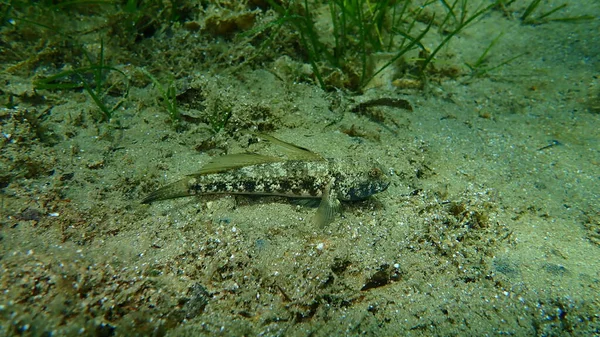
[142,134,390,226]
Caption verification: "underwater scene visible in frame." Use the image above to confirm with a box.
[0,0,599,336]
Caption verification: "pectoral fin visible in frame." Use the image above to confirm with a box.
[313,179,341,227]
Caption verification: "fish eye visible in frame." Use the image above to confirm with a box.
[369,167,383,178]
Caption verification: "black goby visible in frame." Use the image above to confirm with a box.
[141,134,390,226]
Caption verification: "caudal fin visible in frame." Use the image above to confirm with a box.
[141,179,193,204]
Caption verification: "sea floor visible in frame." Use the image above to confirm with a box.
[1,1,599,336]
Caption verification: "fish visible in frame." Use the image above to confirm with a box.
[141,133,390,226]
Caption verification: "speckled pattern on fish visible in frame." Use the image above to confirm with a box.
[142,134,390,226]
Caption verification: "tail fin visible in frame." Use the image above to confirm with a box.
[141,178,194,204]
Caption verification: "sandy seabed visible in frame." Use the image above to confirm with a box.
[1,1,599,336]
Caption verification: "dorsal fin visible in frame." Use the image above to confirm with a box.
[251,132,325,161]
[189,133,324,177]
[190,153,283,176]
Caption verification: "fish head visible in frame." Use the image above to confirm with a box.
[334,161,391,201]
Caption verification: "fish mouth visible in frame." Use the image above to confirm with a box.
[346,179,390,201]
[380,179,391,192]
